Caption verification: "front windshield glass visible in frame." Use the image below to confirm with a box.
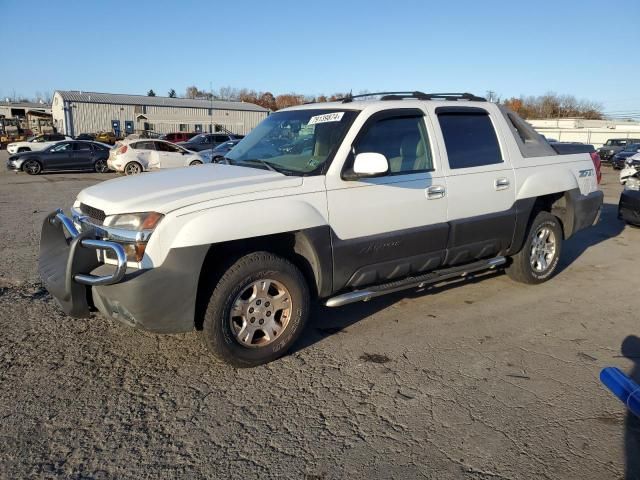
[187,134,207,144]
[31,135,45,143]
[607,140,626,146]
[226,109,358,175]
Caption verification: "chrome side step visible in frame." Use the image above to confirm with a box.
[325,256,506,307]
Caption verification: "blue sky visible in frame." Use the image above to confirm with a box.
[2,0,639,114]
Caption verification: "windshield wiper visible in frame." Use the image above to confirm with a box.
[231,158,297,175]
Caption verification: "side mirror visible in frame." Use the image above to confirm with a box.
[348,152,389,179]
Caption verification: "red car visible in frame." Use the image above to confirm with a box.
[163,132,198,143]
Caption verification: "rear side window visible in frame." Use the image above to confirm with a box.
[132,141,156,150]
[74,142,92,151]
[438,113,502,169]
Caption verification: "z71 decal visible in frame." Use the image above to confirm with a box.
[579,169,594,177]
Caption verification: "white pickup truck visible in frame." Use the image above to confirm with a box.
[39,92,603,367]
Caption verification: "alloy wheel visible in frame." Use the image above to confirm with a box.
[229,279,292,348]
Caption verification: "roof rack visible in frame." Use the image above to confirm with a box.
[339,91,486,103]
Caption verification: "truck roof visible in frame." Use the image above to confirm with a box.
[281,91,489,112]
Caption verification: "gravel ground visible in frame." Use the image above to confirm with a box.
[0,150,638,480]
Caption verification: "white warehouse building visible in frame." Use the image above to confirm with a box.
[51,90,270,138]
[528,118,640,148]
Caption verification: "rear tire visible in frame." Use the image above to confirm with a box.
[189,160,203,166]
[124,161,142,175]
[94,159,109,173]
[201,251,310,368]
[23,159,42,175]
[506,211,563,284]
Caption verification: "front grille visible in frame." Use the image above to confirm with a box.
[79,203,106,224]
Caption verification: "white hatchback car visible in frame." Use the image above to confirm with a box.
[108,139,206,175]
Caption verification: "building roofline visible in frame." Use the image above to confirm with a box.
[54,90,270,113]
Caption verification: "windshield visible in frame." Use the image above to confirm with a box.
[213,141,237,152]
[187,134,207,144]
[226,109,358,174]
[606,139,627,146]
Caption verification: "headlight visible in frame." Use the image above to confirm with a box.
[625,177,640,191]
[103,211,163,262]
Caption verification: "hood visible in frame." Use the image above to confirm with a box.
[77,164,303,215]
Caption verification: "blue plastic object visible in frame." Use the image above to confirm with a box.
[600,367,640,417]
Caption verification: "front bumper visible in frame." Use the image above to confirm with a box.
[38,210,208,333]
[6,160,21,171]
[619,189,640,226]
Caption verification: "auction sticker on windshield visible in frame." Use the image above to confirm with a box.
[308,112,345,125]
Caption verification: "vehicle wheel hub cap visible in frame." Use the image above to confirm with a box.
[229,279,292,348]
[530,227,556,272]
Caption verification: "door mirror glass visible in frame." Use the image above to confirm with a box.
[352,152,389,178]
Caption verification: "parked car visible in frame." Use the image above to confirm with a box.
[107,138,205,175]
[598,138,640,162]
[164,132,198,143]
[177,133,243,152]
[619,165,640,226]
[6,140,111,175]
[75,133,96,141]
[200,139,241,163]
[611,143,640,169]
[6,133,72,154]
[95,131,117,145]
[38,91,603,367]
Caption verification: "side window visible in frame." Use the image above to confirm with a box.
[157,141,180,152]
[132,141,156,150]
[354,116,432,174]
[51,142,72,152]
[438,113,502,169]
[214,135,228,143]
[74,142,92,151]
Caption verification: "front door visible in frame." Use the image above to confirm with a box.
[326,109,449,291]
[45,142,74,170]
[432,106,516,265]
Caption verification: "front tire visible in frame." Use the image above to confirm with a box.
[506,211,563,284]
[189,160,203,166]
[17,147,30,153]
[201,251,310,368]
[23,159,42,175]
[124,161,142,175]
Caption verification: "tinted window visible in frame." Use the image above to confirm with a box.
[438,113,502,169]
[214,135,229,143]
[156,141,180,152]
[51,134,65,141]
[354,116,432,174]
[132,141,156,150]
[50,142,72,152]
[74,142,92,151]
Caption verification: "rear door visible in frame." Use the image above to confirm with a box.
[71,141,94,169]
[432,105,516,265]
[132,141,158,169]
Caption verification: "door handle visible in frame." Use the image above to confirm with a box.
[426,185,446,200]
[495,178,510,190]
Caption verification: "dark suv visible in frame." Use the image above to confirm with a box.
[598,138,640,162]
[177,133,244,152]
